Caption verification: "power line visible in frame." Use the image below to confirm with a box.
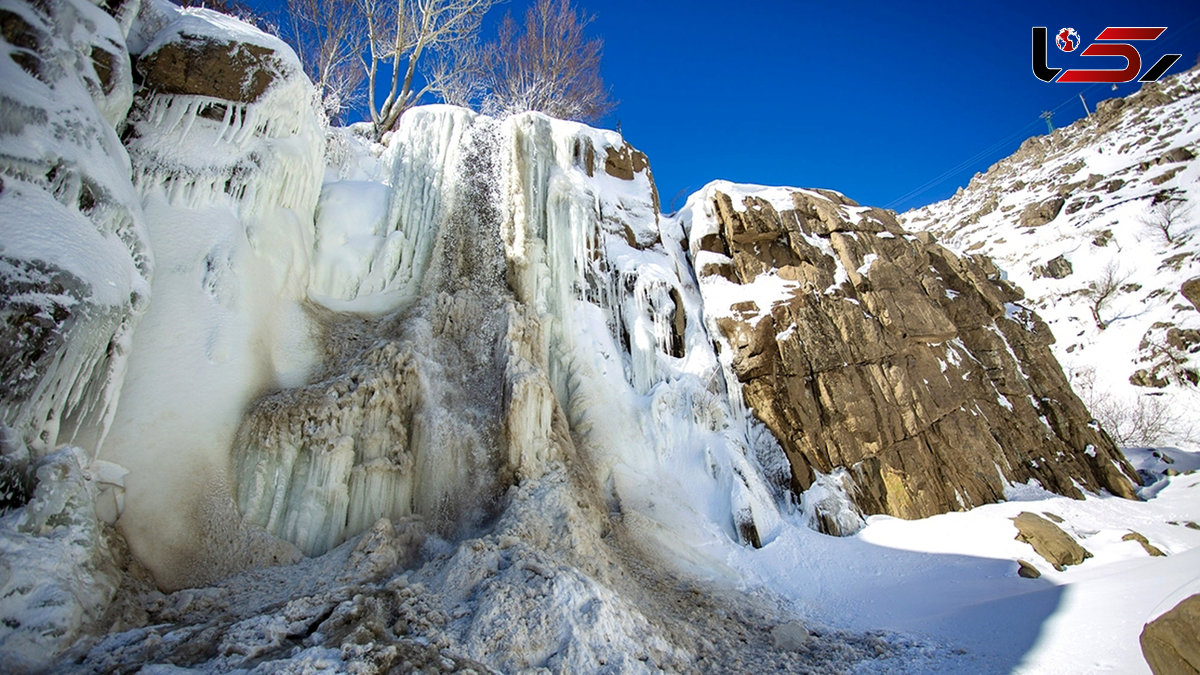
[885,16,1200,212]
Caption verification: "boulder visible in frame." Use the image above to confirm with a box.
[137,34,283,104]
[1123,531,1167,557]
[1016,559,1041,579]
[1035,254,1073,280]
[1019,197,1066,228]
[1141,594,1200,675]
[771,621,811,651]
[1182,277,1200,313]
[1013,512,1091,571]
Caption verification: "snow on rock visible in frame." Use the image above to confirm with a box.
[0,447,125,672]
[902,68,1200,449]
[98,0,324,589]
[3,4,1199,673]
[0,0,151,479]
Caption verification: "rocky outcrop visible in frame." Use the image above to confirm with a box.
[0,0,150,477]
[1141,594,1200,675]
[687,185,1139,526]
[1019,196,1065,228]
[1182,277,1200,313]
[137,35,282,104]
[1012,511,1091,571]
[1034,254,1073,280]
[1123,531,1167,557]
[902,69,1200,449]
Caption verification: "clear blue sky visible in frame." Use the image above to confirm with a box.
[249,0,1200,213]
[564,0,1200,213]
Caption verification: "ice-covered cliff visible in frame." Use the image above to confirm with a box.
[0,1,1168,672]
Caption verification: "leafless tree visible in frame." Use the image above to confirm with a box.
[1073,369,1193,447]
[474,0,614,122]
[362,0,498,139]
[1083,261,1127,330]
[279,0,368,122]
[1139,199,1193,244]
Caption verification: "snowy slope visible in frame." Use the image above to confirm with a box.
[903,68,1200,449]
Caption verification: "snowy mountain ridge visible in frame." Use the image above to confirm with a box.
[0,2,1197,673]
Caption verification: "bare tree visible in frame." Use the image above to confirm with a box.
[1083,261,1128,330]
[279,0,368,122]
[1139,199,1193,244]
[475,0,614,122]
[1073,369,1193,447]
[362,0,497,139]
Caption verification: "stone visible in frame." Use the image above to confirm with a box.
[604,143,650,180]
[1160,147,1197,165]
[1016,559,1041,578]
[1123,531,1167,557]
[1019,197,1066,228]
[1035,254,1073,280]
[1141,594,1200,675]
[771,621,811,651]
[694,187,1139,527]
[137,34,283,103]
[1182,277,1200,313]
[1012,512,1092,571]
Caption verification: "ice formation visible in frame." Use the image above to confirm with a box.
[3,2,1195,671]
[231,106,787,570]
[0,0,150,470]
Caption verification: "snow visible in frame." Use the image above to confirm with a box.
[902,69,1200,448]
[722,457,1200,674]
[2,4,1198,672]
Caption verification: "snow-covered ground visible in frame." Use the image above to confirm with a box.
[715,445,1200,674]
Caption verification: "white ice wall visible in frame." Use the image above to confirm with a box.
[97,1,325,589]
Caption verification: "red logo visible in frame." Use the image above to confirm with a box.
[1033,26,1182,83]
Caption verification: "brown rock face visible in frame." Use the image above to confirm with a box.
[136,34,282,103]
[1019,196,1065,228]
[1182,277,1200,313]
[1012,512,1091,571]
[695,188,1139,525]
[1141,594,1200,675]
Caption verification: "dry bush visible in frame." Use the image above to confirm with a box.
[468,0,614,123]
[1072,368,1194,447]
[1139,199,1193,244]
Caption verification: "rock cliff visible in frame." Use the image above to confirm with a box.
[903,68,1200,449]
[682,183,1138,531]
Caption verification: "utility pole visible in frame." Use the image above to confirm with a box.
[1079,92,1090,116]
[1041,110,1055,133]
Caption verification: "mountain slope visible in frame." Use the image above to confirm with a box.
[903,68,1200,449]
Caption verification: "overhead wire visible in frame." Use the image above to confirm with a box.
[885,16,1200,212]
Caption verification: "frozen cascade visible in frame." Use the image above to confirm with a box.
[234,114,542,556]
[228,107,789,568]
[499,113,787,557]
[97,0,327,589]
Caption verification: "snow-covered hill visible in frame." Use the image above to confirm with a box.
[904,69,1200,449]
